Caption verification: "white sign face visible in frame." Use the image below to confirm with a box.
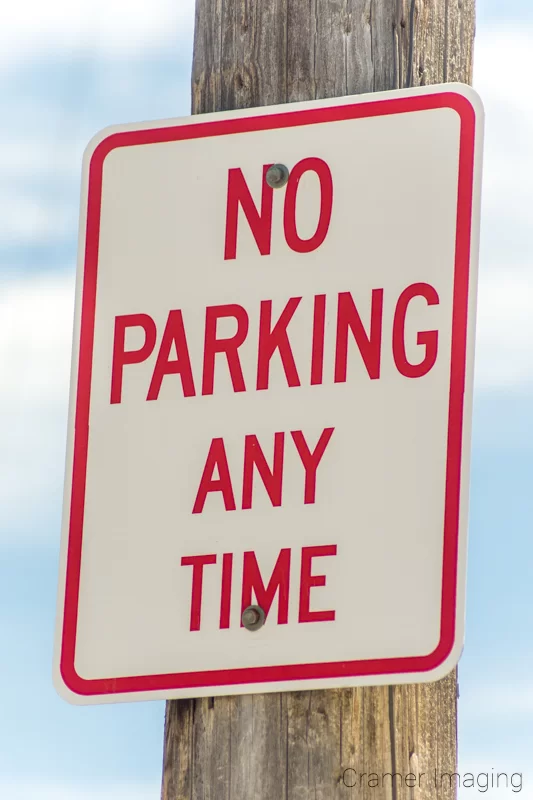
[55,84,483,704]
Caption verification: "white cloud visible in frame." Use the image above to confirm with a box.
[0,271,74,542]
[470,25,533,391]
[474,267,533,390]
[0,0,195,66]
[0,782,158,800]
[0,7,194,246]
[0,194,76,243]
[0,135,86,182]
[474,25,533,127]
[474,27,533,249]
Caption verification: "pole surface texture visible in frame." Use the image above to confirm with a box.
[162,2,475,798]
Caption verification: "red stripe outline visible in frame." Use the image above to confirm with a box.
[61,91,476,696]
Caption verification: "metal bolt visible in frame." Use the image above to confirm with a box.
[265,163,290,189]
[241,605,265,631]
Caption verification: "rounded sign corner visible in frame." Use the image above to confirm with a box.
[415,627,464,685]
[53,657,90,706]
[447,82,485,116]
[439,83,485,127]
[82,126,126,176]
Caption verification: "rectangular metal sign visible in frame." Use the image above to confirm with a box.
[55,84,484,703]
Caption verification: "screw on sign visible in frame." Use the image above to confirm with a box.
[265,163,290,189]
[54,85,484,703]
[242,605,265,631]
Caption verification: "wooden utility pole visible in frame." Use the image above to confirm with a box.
[162,2,475,798]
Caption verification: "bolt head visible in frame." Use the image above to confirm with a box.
[241,605,265,631]
[242,608,259,626]
[265,163,289,189]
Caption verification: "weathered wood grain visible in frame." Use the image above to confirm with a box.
[163,1,474,797]
[191,0,474,111]
[162,673,458,799]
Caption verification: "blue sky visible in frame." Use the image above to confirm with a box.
[1,1,532,798]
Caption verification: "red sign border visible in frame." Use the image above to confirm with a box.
[60,91,476,697]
